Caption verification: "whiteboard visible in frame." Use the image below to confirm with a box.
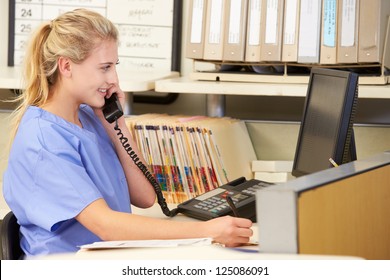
[8,0,181,73]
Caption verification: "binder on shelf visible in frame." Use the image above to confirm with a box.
[186,0,208,59]
[337,0,359,64]
[358,0,390,64]
[260,0,285,62]
[222,0,249,61]
[203,0,226,60]
[282,0,301,62]
[320,0,338,64]
[245,0,264,62]
[297,0,322,63]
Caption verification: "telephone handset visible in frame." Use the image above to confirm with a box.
[102,94,124,123]
[103,94,178,217]
[103,94,271,222]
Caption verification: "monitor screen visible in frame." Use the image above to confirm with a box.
[292,68,358,177]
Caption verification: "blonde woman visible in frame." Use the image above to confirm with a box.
[3,9,252,257]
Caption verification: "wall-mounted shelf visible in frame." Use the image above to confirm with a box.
[155,77,390,117]
[189,68,389,85]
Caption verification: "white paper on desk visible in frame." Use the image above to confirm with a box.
[79,238,213,250]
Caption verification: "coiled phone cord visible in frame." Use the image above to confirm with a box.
[114,119,179,217]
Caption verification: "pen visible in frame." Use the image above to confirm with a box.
[226,195,240,218]
[329,158,339,167]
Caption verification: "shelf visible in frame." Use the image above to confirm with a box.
[190,70,389,85]
[155,76,390,117]
[155,77,390,98]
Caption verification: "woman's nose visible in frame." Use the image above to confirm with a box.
[108,68,119,84]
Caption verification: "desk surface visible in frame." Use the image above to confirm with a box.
[34,203,362,260]
[0,66,179,92]
[37,243,360,260]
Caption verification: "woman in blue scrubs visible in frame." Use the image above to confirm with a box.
[2,9,253,257]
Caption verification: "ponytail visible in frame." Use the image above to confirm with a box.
[8,22,52,144]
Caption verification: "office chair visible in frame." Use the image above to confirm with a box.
[1,211,23,260]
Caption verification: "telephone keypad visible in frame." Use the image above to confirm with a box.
[192,190,251,214]
[178,178,273,222]
[242,181,271,196]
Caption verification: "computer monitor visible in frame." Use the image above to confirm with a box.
[291,68,358,177]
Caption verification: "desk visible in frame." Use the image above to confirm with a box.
[0,66,179,114]
[68,244,362,260]
[35,203,361,260]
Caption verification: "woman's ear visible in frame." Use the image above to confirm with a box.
[57,56,72,78]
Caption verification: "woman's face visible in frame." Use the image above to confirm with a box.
[68,39,119,109]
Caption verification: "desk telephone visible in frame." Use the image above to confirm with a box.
[103,94,272,222]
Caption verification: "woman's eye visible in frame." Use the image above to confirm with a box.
[102,65,111,72]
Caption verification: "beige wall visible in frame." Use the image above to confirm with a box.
[246,121,390,161]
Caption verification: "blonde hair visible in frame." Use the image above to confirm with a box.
[9,9,119,143]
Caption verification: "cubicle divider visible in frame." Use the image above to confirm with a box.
[257,151,390,260]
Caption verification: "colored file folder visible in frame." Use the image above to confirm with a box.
[126,114,257,204]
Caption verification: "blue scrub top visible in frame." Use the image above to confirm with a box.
[3,105,132,256]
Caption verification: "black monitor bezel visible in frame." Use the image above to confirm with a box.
[292,68,358,177]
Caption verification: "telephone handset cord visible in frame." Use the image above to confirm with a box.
[113,119,179,217]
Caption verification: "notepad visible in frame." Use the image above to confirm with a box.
[79,237,213,250]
